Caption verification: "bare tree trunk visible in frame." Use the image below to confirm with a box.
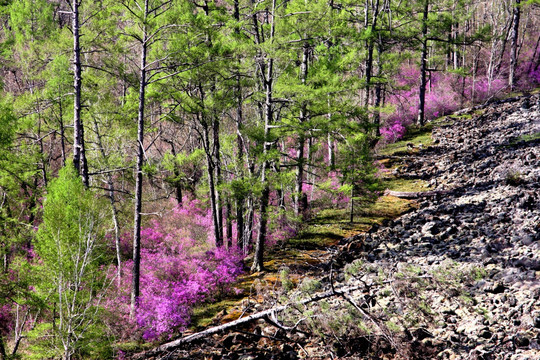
[58,85,66,166]
[327,132,335,169]
[363,0,380,109]
[509,0,521,90]
[131,0,149,316]
[373,39,383,138]
[251,57,273,272]
[71,0,88,186]
[234,0,245,250]
[294,43,309,218]
[203,121,222,247]
[213,117,223,247]
[251,0,276,272]
[226,200,232,248]
[417,0,429,126]
[167,141,183,205]
[244,190,254,255]
[93,118,122,283]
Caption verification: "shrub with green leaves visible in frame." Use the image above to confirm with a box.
[33,164,112,359]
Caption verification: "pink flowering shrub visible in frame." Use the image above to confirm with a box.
[104,199,244,341]
[380,121,406,142]
[306,171,350,210]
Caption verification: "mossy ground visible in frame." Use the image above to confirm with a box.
[510,131,540,145]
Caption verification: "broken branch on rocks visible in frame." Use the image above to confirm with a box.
[133,285,362,359]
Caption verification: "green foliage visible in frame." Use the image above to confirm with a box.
[0,101,14,150]
[279,267,294,292]
[299,278,321,294]
[344,259,364,281]
[34,164,112,359]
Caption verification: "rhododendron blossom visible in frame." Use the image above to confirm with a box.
[104,200,244,341]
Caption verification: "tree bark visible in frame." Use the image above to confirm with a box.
[509,0,521,90]
[213,116,223,247]
[373,39,383,138]
[234,0,245,251]
[363,0,380,109]
[131,0,149,316]
[294,43,309,218]
[203,121,222,248]
[93,118,122,283]
[72,0,89,186]
[251,0,276,272]
[417,0,429,127]
[251,54,273,272]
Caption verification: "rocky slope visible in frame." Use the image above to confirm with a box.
[136,96,540,360]
[338,95,540,359]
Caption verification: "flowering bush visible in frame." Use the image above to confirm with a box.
[104,199,244,341]
[380,121,406,142]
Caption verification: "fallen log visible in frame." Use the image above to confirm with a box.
[133,285,362,359]
[383,189,454,199]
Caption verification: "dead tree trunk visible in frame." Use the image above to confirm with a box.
[133,284,362,359]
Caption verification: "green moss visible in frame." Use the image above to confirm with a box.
[191,299,241,329]
[509,131,540,145]
[379,178,431,192]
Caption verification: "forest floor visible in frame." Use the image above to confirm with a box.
[190,134,431,331]
[132,94,540,359]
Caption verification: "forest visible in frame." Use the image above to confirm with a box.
[0,0,539,358]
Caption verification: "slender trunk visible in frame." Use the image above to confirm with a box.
[327,129,335,169]
[58,86,66,166]
[528,34,540,74]
[203,122,221,247]
[251,0,276,272]
[294,135,305,217]
[349,186,354,223]
[374,40,383,138]
[93,119,122,284]
[509,0,521,90]
[244,191,254,255]
[417,0,429,126]
[131,0,149,315]
[294,43,309,218]
[494,19,512,77]
[226,200,232,248]
[72,0,88,186]
[363,0,380,109]
[307,137,314,206]
[251,58,273,272]
[168,142,183,205]
[234,0,244,250]
[213,117,223,247]
[36,116,48,187]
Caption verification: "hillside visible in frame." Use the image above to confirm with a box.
[135,95,540,360]
[2,1,540,358]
